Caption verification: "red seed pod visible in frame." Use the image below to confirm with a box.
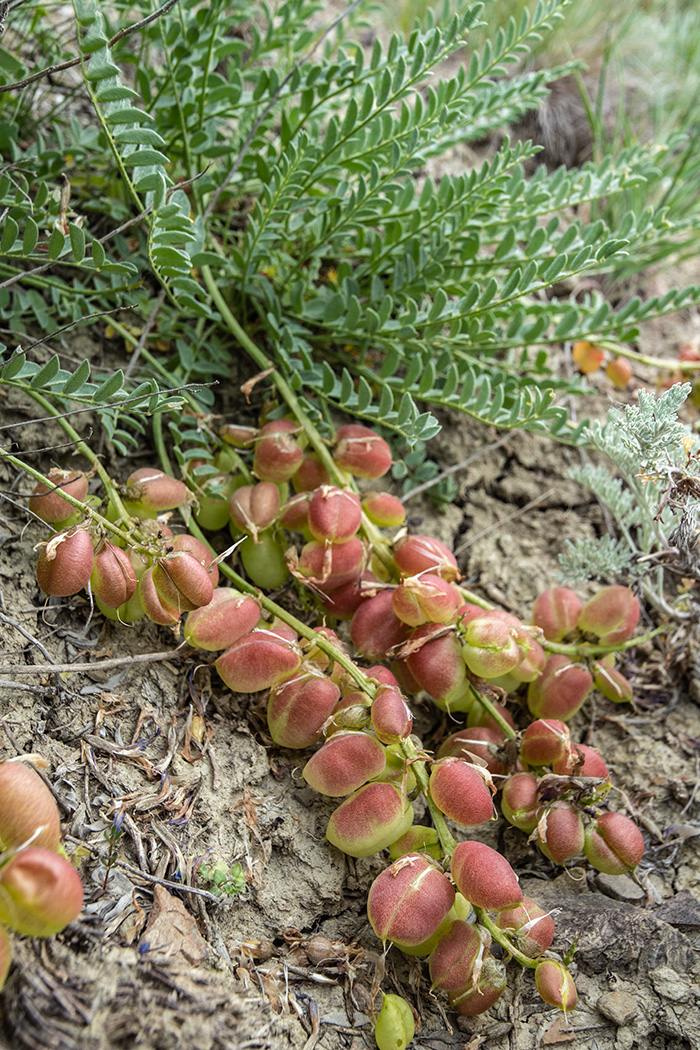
[429,920,485,995]
[606,357,633,388]
[501,772,541,833]
[279,492,312,532]
[0,761,62,853]
[350,590,409,662]
[453,957,507,1016]
[139,567,181,625]
[297,536,365,590]
[535,802,585,865]
[267,669,340,748]
[29,469,89,524]
[392,573,459,627]
[509,638,547,683]
[218,423,258,447]
[520,719,572,768]
[497,897,555,957]
[527,655,593,722]
[366,665,401,688]
[184,588,260,651]
[0,925,11,992]
[36,528,95,597]
[229,482,281,538]
[461,610,530,679]
[429,759,494,827]
[371,686,413,744]
[438,727,506,778]
[308,486,362,544]
[125,467,189,512]
[393,534,460,582]
[593,659,633,703]
[319,571,379,620]
[332,424,392,479]
[552,742,609,778]
[152,552,214,612]
[169,534,220,587]
[216,629,301,693]
[531,587,583,642]
[253,420,304,482]
[535,960,578,1012]
[0,847,83,937]
[584,811,644,874]
[302,626,347,674]
[302,731,386,796]
[89,541,137,609]
[362,492,406,527]
[577,585,640,645]
[292,451,331,492]
[326,782,414,858]
[367,853,455,948]
[404,624,471,711]
[389,825,441,862]
[451,841,522,910]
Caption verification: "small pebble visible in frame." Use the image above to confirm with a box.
[595,872,645,903]
[597,990,638,1026]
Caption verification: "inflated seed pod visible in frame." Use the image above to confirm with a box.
[124,467,189,512]
[0,847,83,937]
[325,782,413,858]
[307,486,362,544]
[450,841,522,910]
[332,424,392,479]
[152,551,214,612]
[0,760,62,853]
[184,588,260,651]
[253,420,304,482]
[29,469,89,524]
[90,541,137,609]
[368,852,455,949]
[36,528,95,598]
[302,731,386,796]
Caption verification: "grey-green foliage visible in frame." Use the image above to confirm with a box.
[558,532,636,585]
[3,0,700,459]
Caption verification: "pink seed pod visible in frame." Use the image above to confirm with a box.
[218,423,258,447]
[125,467,189,512]
[584,811,644,874]
[501,772,541,833]
[367,853,455,948]
[253,420,304,482]
[89,541,137,608]
[319,571,380,620]
[216,629,301,693]
[520,719,572,768]
[308,486,362,544]
[451,841,522,910]
[362,492,406,527]
[184,588,260,651]
[0,761,62,853]
[389,825,441,862]
[169,534,220,587]
[29,469,89,524]
[302,731,386,796]
[429,759,494,827]
[36,528,95,597]
[552,743,609,778]
[461,610,530,679]
[366,664,401,688]
[326,782,413,858]
[453,956,507,1015]
[267,668,340,748]
[392,573,459,627]
[297,536,365,590]
[404,624,471,711]
[429,920,485,995]
[279,492,312,532]
[393,534,460,582]
[535,802,585,865]
[371,686,413,744]
[527,655,593,722]
[438,727,506,778]
[0,925,11,992]
[497,897,555,957]
[152,552,214,612]
[332,424,392,479]
[0,847,83,937]
[593,659,633,703]
[139,566,181,625]
[292,451,331,492]
[531,587,583,642]
[577,585,640,645]
[509,638,547,683]
[229,482,281,538]
[535,960,578,1012]
[350,591,409,662]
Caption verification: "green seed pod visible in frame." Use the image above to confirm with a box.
[374,993,414,1050]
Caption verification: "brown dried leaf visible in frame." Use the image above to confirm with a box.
[139,885,207,968]
[541,1016,575,1045]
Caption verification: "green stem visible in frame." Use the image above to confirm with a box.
[543,624,666,659]
[399,736,457,858]
[467,683,516,741]
[474,908,537,970]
